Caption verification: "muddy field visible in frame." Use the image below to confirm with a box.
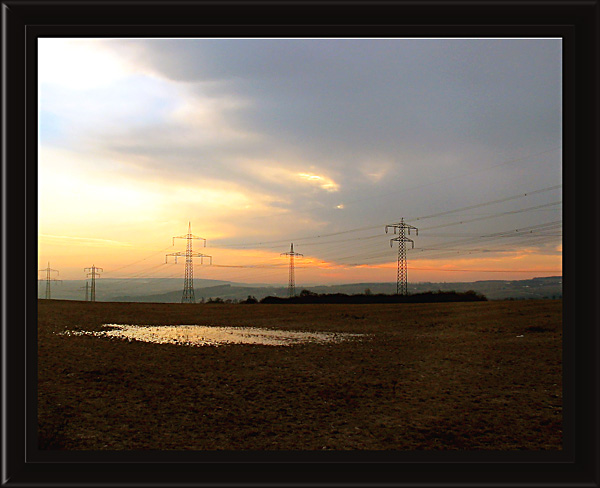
[37,299,562,450]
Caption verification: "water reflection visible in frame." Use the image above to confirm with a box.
[62,324,363,347]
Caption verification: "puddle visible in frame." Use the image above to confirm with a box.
[61,324,363,347]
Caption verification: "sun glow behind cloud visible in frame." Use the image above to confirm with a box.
[297,173,340,191]
[38,146,293,246]
[39,39,135,89]
[39,234,133,247]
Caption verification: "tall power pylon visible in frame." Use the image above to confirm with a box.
[281,243,303,297]
[38,262,61,299]
[166,222,212,304]
[385,218,418,295]
[84,265,103,302]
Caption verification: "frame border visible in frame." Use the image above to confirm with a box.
[3,0,599,486]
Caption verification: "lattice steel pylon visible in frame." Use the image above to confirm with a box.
[166,222,212,303]
[38,262,61,299]
[84,265,103,302]
[281,243,303,297]
[81,282,89,301]
[385,218,418,295]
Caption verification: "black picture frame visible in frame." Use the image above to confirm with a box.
[2,0,598,486]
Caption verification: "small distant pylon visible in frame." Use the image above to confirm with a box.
[166,222,212,304]
[385,218,418,295]
[80,282,89,301]
[84,265,103,302]
[281,243,303,297]
[38,262,61,299]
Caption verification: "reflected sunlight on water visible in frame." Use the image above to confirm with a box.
[60,324,364,347]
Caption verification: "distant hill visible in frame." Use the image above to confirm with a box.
[260,290,487,304]
[106,276,562,303]
[410,276,562,301]
[113,284,289,303]
[37,278,239,302]
[39,276,562,303]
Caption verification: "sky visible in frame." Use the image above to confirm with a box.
[38,38,562,286]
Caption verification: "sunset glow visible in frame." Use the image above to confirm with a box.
[39,38,562,289]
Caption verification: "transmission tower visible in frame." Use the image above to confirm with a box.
[281,243,303,297]
[38,262,61,299]
[80,282,89,301]
[84,265,103,302]
[385,218,418,295]
[166,222,212,304]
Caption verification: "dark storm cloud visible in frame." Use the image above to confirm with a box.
[104,38,561,233]
[118,38,561,154]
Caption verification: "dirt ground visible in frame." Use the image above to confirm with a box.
[37,299,562,450]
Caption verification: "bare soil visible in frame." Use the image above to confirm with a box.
[38,299,562,450]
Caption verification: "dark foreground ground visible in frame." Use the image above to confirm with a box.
[38,299,562,450]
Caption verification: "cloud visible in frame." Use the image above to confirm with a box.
[98,39,561,190]
[39,38,135,89]
[39,234,133,247]
[38,38,562,281]
[297,173,339,192]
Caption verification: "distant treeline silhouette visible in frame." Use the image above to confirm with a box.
[256,289,487,305]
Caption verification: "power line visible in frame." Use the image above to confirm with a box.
[211,184,561,251]
[419,201,561,231]
[411,235,561,261]
[102,245,174,276]
[48,188,563,289]
[407,267,561,273]
[408,185,561,222]
[340,147,561,207]
[331,221,561,265]
[211,264,287,269]
[88,219,560,287]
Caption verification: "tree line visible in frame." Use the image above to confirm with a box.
[234,289,487,305]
